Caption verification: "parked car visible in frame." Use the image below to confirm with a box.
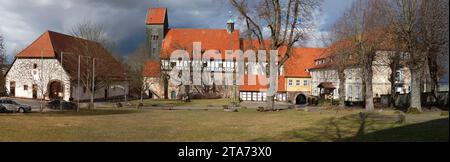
[0,99,32,113]
[46,100,77,110]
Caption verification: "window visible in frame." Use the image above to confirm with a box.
[252,92,257,101]
[296,80,300,86]
[303,80,308,86]
[152,48,156,54]
[152,35,159,40]
[24,85,28,91]
[289,80,293,86]
[33,64,37,69]
[226,51,233,55]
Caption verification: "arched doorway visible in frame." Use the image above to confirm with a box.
[48,81,63,100]
[296,94,307,105]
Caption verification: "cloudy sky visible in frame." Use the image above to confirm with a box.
[0,0,353,63]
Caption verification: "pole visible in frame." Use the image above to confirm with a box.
[77,55,80,112]
[124,73,127,105]
[60,52,63,112]
[91,58,95,109]
[40,49,44,112]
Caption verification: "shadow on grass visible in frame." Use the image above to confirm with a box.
[343,118,449,142]
[251,113,402,142]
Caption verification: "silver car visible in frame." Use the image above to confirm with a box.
[0,99,32,113]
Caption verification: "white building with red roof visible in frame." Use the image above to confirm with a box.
[5,31,128,101]
[143,8,326,104]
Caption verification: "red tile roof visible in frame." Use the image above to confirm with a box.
[160,28,240,59]
[13,30,125,80]
[318,82,336,89]
[241,39,287,60]
[146,8,167,25]
[309,27,397,70]
[16,31,57,58]
[143,60,161,77]
[285,48,326,77]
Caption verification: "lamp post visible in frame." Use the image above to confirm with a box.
[60,52,63,112]
[91,58,95,110]
[77,55,81,112]
[124,72,128,105]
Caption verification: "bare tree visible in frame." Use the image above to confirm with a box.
[34,60,59,112]
[382,0,430,112]
[126,44,150,104]
[69,20,122,109]
[0,34,7,96]
[327,0,394,111]
[417,0,449,101]
[230,0,322,110]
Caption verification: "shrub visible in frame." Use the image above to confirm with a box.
[396,113,406,124]
[222,105,229,109]
[115,102,123,108]
[406,107,422,114]
[257,106,265,112]
[136,102,144,109]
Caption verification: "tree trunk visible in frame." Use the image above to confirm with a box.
[410,68,422,111]
[338,71,346,108]
[365,61,374,112]
[163,76,169,99]
[389,67,398,107]
[90,91,94,110]
[266,95,275,111]
[140,89,144,103]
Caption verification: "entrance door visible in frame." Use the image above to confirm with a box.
[32,84,38,99]
[9,82,15,97]
[296,94,307,105]
[49,81,63,100]
[104,88,108,99]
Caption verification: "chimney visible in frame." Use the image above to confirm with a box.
[227,19,234,34]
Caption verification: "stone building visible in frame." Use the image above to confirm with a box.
[5,31,128,101]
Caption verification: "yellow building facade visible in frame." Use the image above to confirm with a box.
[285,77,312,94]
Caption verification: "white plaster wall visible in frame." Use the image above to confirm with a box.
[70,81,129,101]
[310,51,412,101]
[5,58,71,101]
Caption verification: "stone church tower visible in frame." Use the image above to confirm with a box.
[146,8,168,60]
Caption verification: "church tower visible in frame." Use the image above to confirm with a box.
[146,8,168,60]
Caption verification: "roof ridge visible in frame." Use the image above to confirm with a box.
[46,30,58,56]
[169,28,230,31]
[16,31,55,58]
[47,30,100,45]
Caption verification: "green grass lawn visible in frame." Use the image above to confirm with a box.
[0,108,447,142]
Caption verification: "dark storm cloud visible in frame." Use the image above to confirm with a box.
[0,0,352,62]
